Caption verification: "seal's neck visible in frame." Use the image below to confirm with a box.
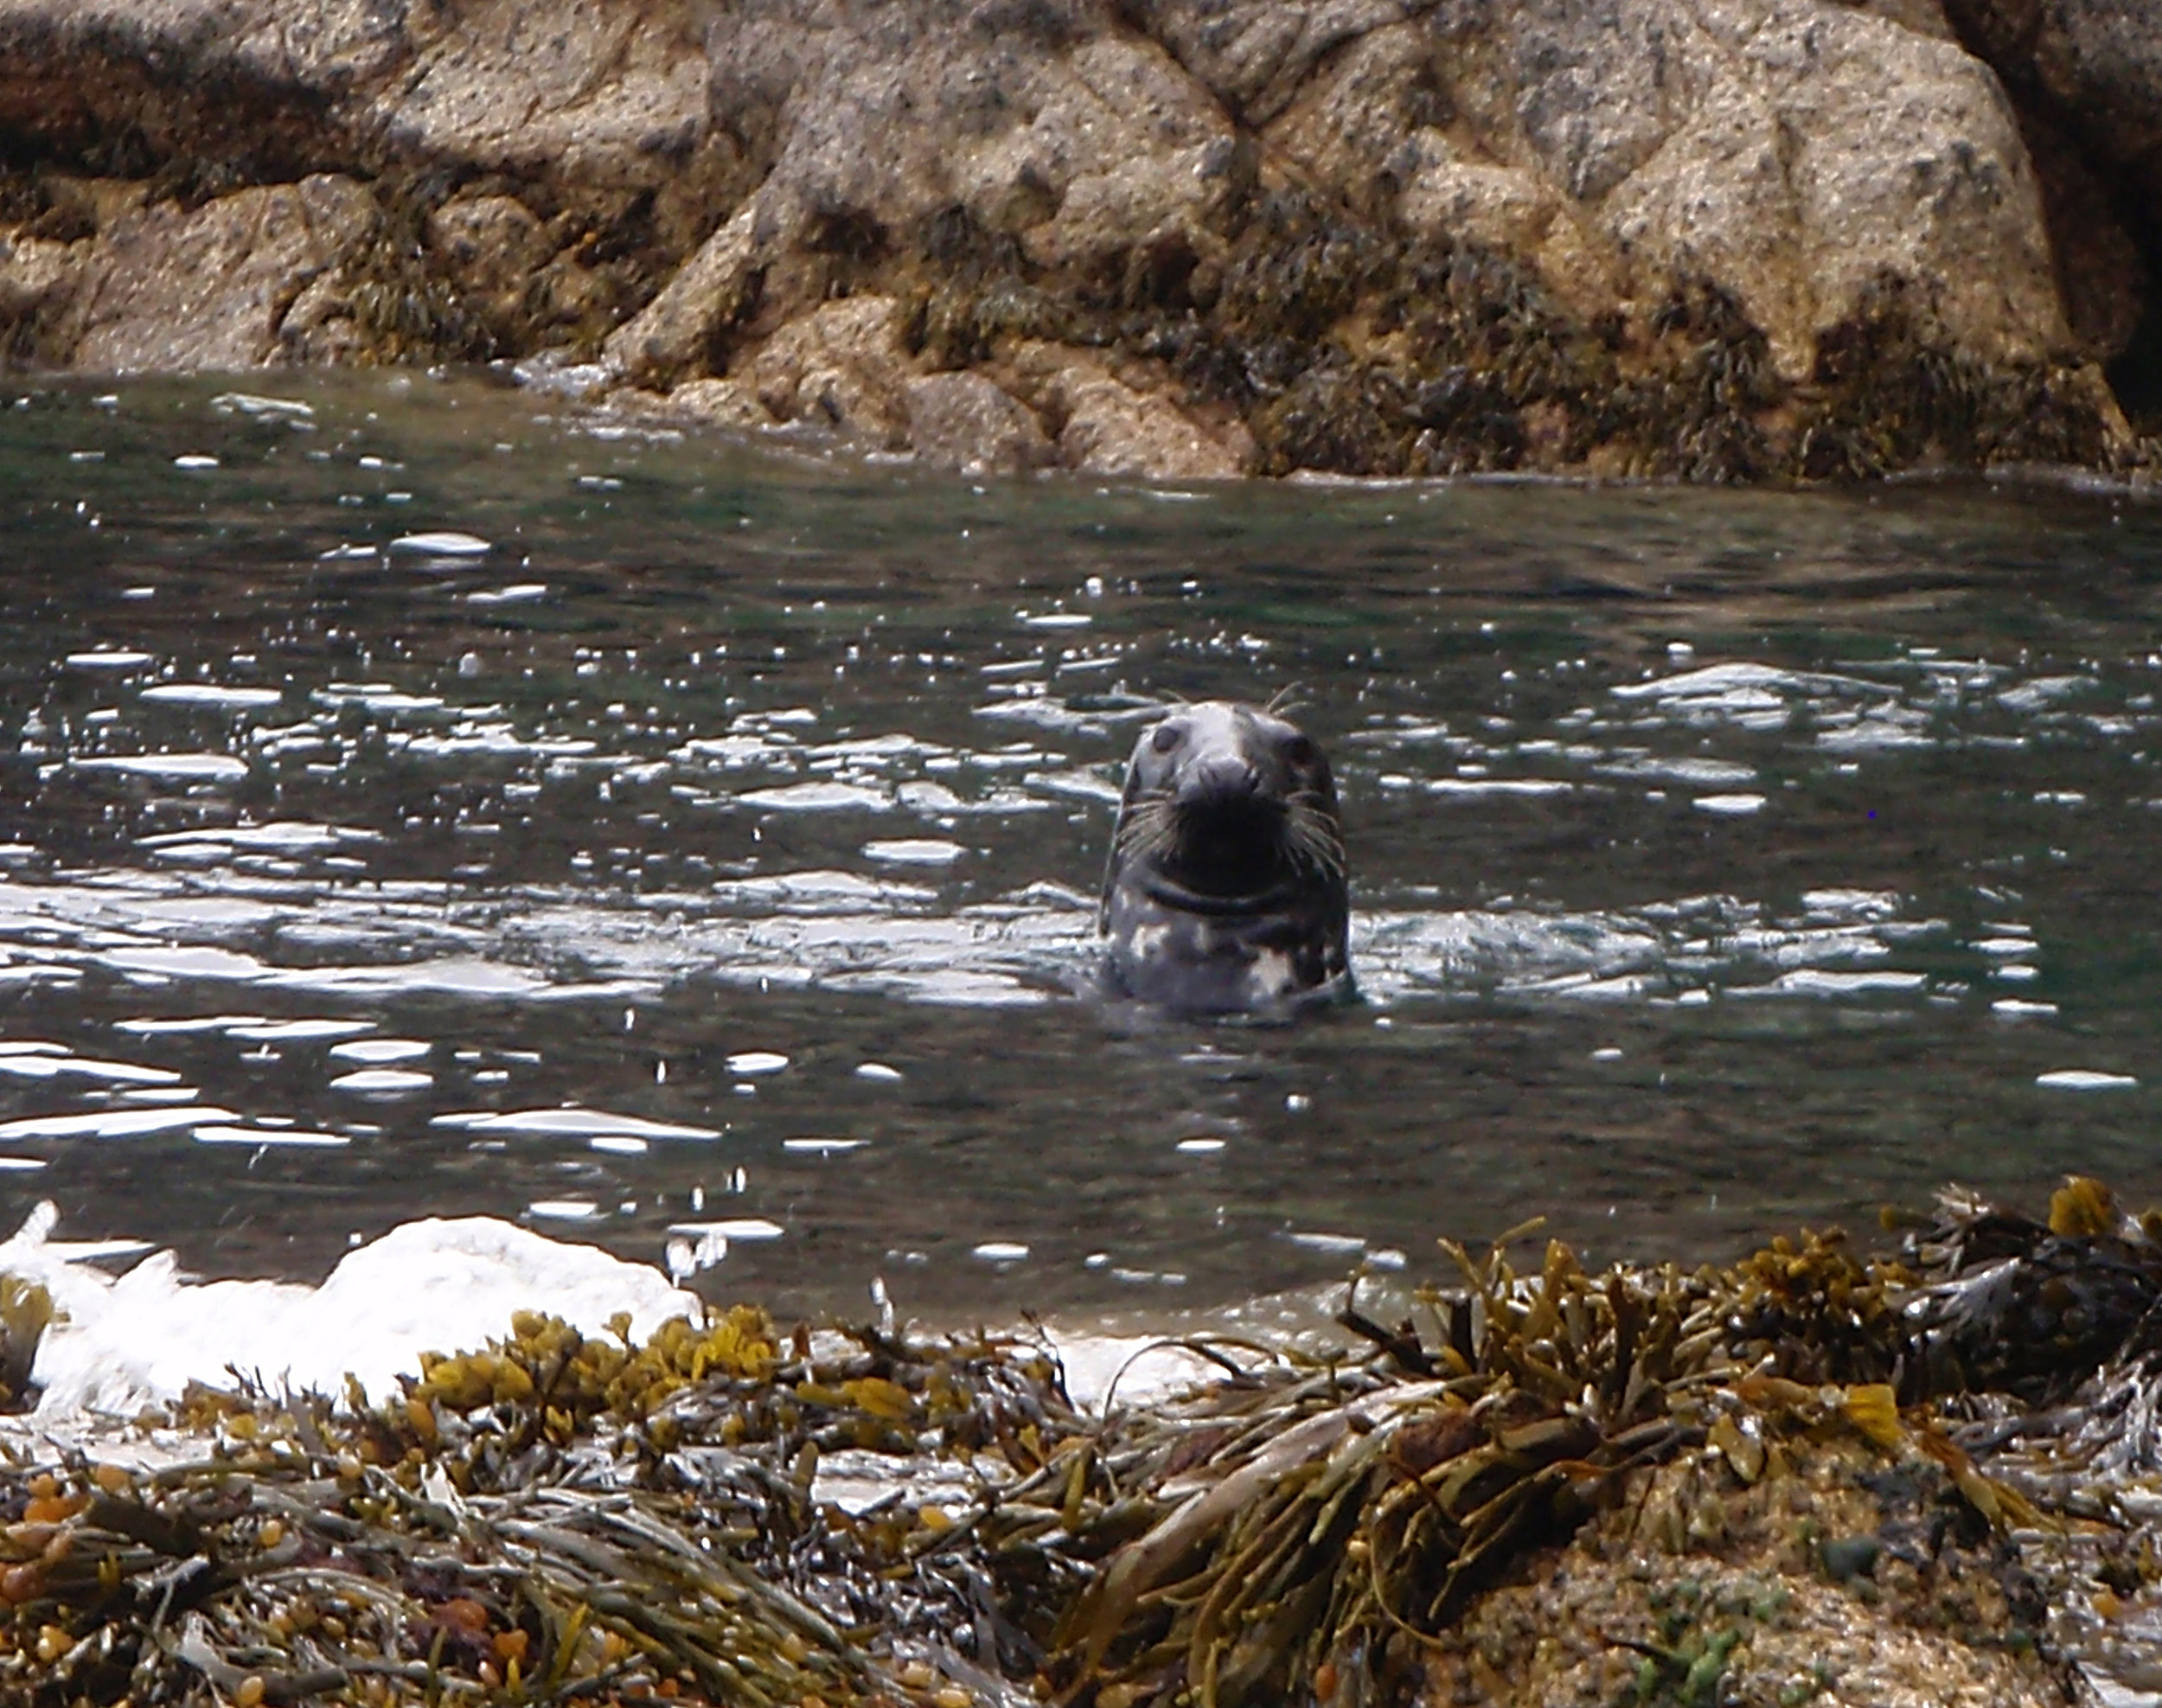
[1135,869,1308,918]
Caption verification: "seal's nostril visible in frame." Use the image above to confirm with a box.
[1184,756,1256,801]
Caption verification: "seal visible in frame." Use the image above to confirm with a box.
[1099,699,1350,1014]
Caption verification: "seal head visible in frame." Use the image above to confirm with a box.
[1100,700,1350,1014]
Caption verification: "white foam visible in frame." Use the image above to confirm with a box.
[226,1020,375,1042]
[589,1135,647,1155]
[1991,1000,2059,1020]
[0,1053,182,1085]
[328,1039,429,1065]
[668,1218,784,1242]
[1285,1231,1366,1255]
[211,393,314,421]
[139,821,379,852]
[115,1015,267,1036]
[862,839,966,865]
[1424,777,1574,796]
[195,1126,350,1148]
[1760,969,1929,997]
[1612,662,1890,703]
[0,1203,696,1416]
[2037,1070,2138,1091]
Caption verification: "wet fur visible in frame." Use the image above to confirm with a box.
[1099,700,1350,1014]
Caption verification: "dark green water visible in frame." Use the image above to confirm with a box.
[2,370,2159,1326]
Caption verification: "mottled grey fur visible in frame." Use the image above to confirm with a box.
[1100,700,1350,1014]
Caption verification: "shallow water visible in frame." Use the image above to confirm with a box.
[3,371,2160,1330]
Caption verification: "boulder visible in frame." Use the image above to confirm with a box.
[0,234,80,323]
[664,376,776,431]
[1008,344,1251,479]
[602,198,772,387]
[1945,0,2162,188]
[746,294,918,448]
[1125,0,1432,125]
[1939,0,2161,383]
[65,174,378,373]
[427,196,554,301]
[904,371,1055,476]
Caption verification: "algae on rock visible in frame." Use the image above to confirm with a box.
[0,0,2155,477]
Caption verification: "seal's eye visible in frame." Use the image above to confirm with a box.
[1282,735,1316,768]
[1151,723,1184,754]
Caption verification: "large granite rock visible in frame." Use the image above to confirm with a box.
[0,0,2148,476]
[1939,0,2162,378]
[66,175,379,371]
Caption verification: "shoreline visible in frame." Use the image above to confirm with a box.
[4,1178,2159,1705]
[3,0,2158,486]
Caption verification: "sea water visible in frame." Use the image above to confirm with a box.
[2,370,2159,1409]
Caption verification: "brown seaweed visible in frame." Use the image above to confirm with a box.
[3,1177,2159,1705]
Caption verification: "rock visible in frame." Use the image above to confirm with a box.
[603,199,771,387]
[0,233,80,323]
[277,270,366,365]
[0,0,2142,473]
[664,376,776,430]
[747,294,917,448]
[1125,0,1425,125]
[2022,113,2150,362]
[428,196,554,300]
[1937,0,2161,396]
[65,174,378,373]
[1016,348,1251,479]
[905,371,1053,475]
[1263,26,1619,315]
[1947,0,2162,188]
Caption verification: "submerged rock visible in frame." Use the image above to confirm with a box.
[0,0,2154,477]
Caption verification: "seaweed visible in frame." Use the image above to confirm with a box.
[3,1179,2159,1705]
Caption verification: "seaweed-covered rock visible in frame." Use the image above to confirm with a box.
[1424,1443,2071,1708]
[3,1179,2159,1705]
[0,0,2146,475]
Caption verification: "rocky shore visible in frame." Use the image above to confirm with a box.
[0,0,2157,483]
[8,1178,2162,1705]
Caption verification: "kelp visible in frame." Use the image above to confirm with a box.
[3,1178,2159,1705]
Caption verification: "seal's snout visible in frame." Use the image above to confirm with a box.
[1180,752,1262,805]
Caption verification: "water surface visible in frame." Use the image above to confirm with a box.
[3,372,2159,1327]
